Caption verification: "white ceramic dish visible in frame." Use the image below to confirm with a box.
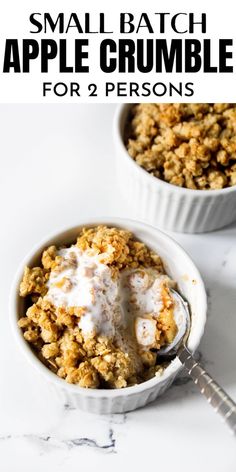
[113,104,236,233]
[10,217,207,414]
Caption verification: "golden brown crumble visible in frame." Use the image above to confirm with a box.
[20,266,48,297]
[126,103,236,190]
[18,226,177,389]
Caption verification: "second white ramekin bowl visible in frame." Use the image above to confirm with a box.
[113,104,236,233]
[10,217,207,414]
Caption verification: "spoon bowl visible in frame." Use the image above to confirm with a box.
[158,289,191,356]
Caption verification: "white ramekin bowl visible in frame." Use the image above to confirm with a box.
[113,104,236,233]
[10,217,207,414]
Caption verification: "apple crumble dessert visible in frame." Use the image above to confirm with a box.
[126,103,236,190]
[18,226,179,389]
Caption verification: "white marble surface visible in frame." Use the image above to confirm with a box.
[0,104,236,471]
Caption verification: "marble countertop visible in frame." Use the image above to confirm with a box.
[0,104,235,472]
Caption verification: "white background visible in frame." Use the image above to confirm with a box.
[1,0,236,102]
[0,104,236,471]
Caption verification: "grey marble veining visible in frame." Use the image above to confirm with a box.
[0,429,116,454]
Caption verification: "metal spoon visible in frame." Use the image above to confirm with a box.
[159,289,236,434]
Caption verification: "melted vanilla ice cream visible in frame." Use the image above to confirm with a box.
[120,269,175,347]
[46,246,123,338]
[124,270,171,316]
[46,246,180,348]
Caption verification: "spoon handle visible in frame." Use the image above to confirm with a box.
[178,346,236,434]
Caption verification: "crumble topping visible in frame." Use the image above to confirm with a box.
[126,103,236,190]
[18,225,178,389]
